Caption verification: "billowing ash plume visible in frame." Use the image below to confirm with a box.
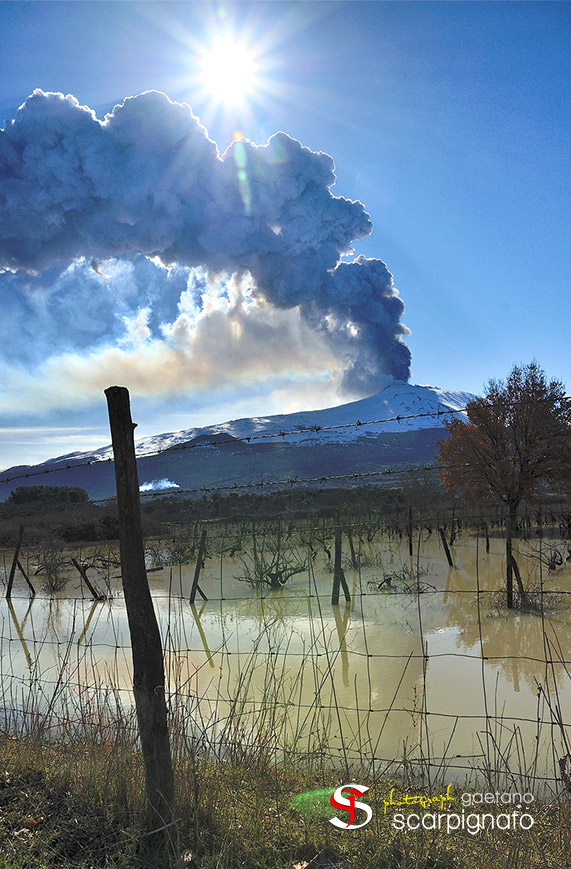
[0,89,410,392]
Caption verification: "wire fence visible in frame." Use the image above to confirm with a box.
[1,509,570,797]
[2,390,571,801]
[0,403,469,487]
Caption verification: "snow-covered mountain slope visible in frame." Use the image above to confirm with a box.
[0,381,477,501]
[43,380,476,466]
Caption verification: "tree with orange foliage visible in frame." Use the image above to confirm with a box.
[437,362,571,608]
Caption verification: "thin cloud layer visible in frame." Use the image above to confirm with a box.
[0,89,411,410]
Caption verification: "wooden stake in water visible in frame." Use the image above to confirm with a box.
[189,529,208,605]
[71,558,105,601]
[408,506,413,557]
[332,526,351,606]
[6,527,35,598]
[438,528,454,567]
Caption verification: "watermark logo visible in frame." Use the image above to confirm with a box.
[388,788,535,835]
[329,783,372,829]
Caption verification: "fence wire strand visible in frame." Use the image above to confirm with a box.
[1,507,570,794]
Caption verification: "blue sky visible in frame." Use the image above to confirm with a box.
[0,1,569,469]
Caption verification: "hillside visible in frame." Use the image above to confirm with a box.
[0,381,475,501]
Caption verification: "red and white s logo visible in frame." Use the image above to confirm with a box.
[329,783,372,829]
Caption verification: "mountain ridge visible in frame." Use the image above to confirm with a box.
[45,380,475,463]
[1,381,476,500]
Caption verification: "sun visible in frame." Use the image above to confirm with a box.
[200,36,257,106]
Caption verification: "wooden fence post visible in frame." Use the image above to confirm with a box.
[438,528,454,568]
[331,524,351,606]
[71,558,105,601]
[6,525,25,599]
[104,386,174,854]
[408,506,414,557]
[189,529,208,605]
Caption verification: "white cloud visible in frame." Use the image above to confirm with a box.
[0,271,342,416]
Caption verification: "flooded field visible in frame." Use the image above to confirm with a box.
[1,521,571,795]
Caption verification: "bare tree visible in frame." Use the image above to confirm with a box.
[437,362,571,607]
[238,520,307,590]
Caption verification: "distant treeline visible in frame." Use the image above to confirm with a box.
[141,485,410,522]
[7,485,90,505]
[3,481,568,548]
[0,481,448,546]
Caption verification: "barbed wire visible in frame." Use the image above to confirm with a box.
[98,463,448,504]
[0,454,447,499]
[114,459,571,502]
[5,455,571,513]
[0,407,484,483]
[0,403,470,487]
[95,388,571,465]
[133,405,468,458]
[3,386,571,493]
[0,458,114,487]
[2,393,571,507]
[3,451,570,511]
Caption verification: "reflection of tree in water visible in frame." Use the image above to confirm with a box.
[442,561,571,693]
[518,538,571,589]
[200,584,427,759]
[222,591,363,695]
[6,598,34,669]
[226,587,312,636]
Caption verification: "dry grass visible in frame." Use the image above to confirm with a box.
[0,729,570,868]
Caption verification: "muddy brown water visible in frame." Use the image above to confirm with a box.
[1,529,570,795]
